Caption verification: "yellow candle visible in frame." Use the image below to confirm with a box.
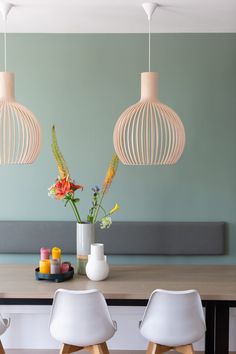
[39,259,50,274]
[52,247,61,260]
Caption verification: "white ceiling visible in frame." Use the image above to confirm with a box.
[0,0,236,33]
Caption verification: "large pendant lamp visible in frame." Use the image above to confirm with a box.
[0,2,41,164]
[113,2,185,165]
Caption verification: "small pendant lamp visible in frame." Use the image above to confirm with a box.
[113,2,185,165]
[0,2,41,164]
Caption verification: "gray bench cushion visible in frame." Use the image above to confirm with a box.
[0,221,225,255]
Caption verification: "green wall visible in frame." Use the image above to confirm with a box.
[0,34,236,264]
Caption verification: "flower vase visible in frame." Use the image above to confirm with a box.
[76,223,95,275]
[86,243,109,281]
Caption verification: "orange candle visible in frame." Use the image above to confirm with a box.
[52,247,61,260]
[39,259,50,274]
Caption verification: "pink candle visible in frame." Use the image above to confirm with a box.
[40,247,50,260]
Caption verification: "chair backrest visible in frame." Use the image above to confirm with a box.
[0,314,10,336]
[49,289,116,347]
[140,289,206,347]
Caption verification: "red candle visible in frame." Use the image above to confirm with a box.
[61,262,70,273]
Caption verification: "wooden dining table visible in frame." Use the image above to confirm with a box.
[0,264,236,354]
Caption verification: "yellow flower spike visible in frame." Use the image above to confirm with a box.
[51,125,70,179]
[109,203,120,215]
[102,154,119,194]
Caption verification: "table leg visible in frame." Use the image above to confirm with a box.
[215,301,229,354]
[204,301,215,354]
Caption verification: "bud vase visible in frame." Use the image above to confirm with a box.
[76,223,95,275]
[86,243,109,281]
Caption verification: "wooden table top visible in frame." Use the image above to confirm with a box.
[1,264,236,301]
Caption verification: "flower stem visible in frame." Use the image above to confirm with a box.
[100,205,107,216]
[93,193,105,223]
[69,199,82,223]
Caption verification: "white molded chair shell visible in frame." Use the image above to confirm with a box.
[49,289,116,347]
[140,289,206,347]
[0,314,10,336]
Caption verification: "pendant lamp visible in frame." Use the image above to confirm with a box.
[113,2,185,165]
[0,2,41,164]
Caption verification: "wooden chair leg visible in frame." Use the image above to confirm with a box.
[175,344,195,354]
[147,342,171,354]
[98,342,109,354]
[0,340,5,354]
[89,342,110,354]
[60,343,83,354]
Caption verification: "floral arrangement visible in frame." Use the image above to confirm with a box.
[48,126,119,229]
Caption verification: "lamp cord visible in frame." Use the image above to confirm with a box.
[4,19,7,71]
[148,18,151,72]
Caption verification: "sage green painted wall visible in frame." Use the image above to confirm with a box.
[0,34,236,264]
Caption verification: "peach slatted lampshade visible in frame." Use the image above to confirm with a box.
[0,2,41,165]
[113,2,186,166]
[113,72,185,165]
[0,72,42,164]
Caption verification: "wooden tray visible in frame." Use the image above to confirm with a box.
[35,266,74,282]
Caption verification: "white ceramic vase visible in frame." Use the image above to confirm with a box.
[76,223,95,275]
[86,243,109,281]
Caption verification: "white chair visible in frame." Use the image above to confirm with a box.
[139,289,206,354]
[0,314,10,354]
[49,289,117,354]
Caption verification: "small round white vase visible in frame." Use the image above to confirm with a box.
[86,243,109,281]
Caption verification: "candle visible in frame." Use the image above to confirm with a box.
[40,247,50,260]
[61,262,70,273]
[39,259,50,274]
[52,247,61,260]
[50,259,61,274]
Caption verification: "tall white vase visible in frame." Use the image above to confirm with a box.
[86,243,109,281]
[76,223,95,275]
